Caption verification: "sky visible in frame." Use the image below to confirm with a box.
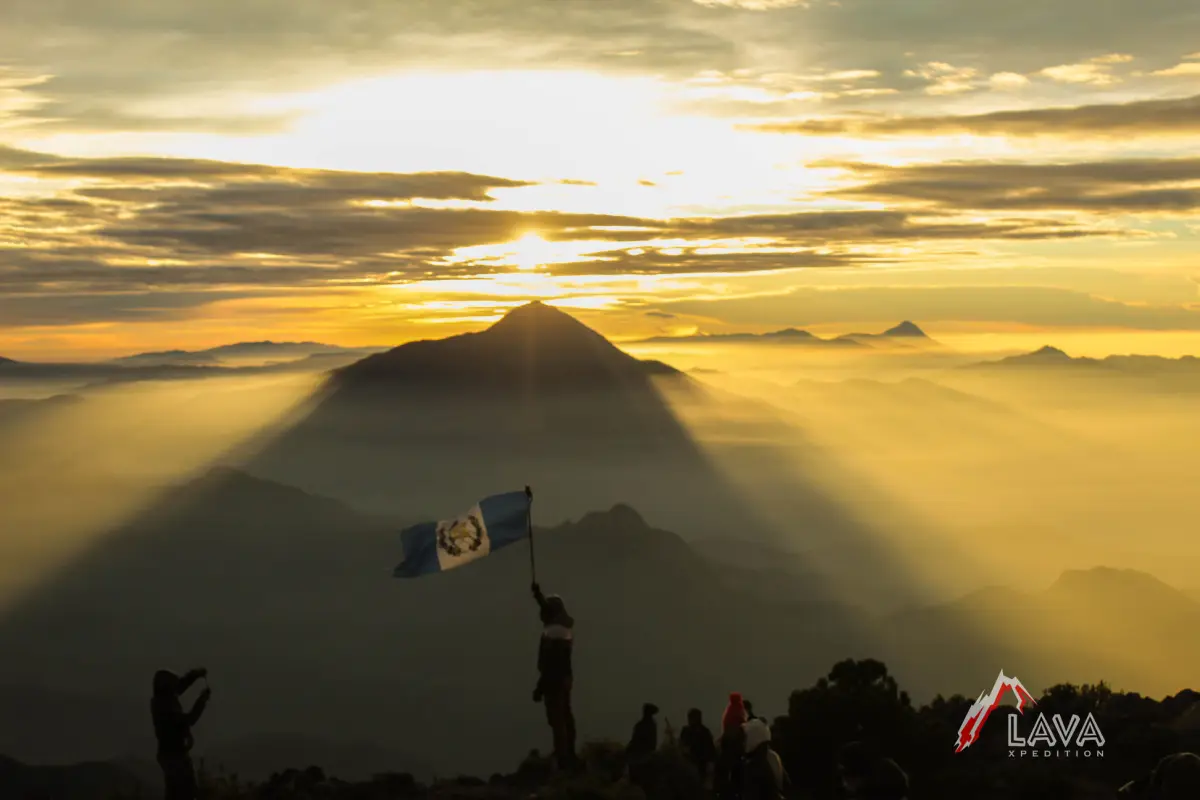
[2,0,1199,360]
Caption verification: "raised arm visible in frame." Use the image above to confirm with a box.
[187,687,211,726]
[176,667,207,694]
[532,582,548,612]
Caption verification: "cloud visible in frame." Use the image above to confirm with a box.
[751,94,1200,138]
[1153,62,1200,77]
[826,157,1200,213]
[904,62,981,95]
[0,145,1130,326]
[1038,53,1133,86]
[2,0,1198,135]
[1091,53,1135,65]
[692,0,811,8]
[989,72,1031,90]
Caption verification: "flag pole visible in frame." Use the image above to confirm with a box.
[525,485,537,584]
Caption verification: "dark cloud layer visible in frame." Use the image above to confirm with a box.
[828,158,1200,212]
[0,145,1179,326]
[756,94,1200,138]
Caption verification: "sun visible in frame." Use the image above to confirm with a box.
[509,232,554,271]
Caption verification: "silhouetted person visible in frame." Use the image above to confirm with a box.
[680,708,717,782]
[716,692,748,800]
[627,703,660,789]
[532,582,576,769]
[742,718,787,800]
[745,700,761,722]
[151,668,211,800]
[628,702,660,759]
[837,741,908,800]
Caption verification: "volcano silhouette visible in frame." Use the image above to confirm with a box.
[239,302,736,529]
[334,301,680,393]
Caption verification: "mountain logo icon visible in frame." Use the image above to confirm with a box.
[955,670,1037,752]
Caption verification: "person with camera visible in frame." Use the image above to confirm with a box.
[151,667,211,800]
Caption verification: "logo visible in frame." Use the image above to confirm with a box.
[436,514,485,557]
[955,670,1105,759]
[956,670,1037,752]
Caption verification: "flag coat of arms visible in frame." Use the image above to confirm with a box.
[395,490,531,578]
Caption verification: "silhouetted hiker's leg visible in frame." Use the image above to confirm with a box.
[563,681,577,763]
[544,685,565,766]
[160,755,197,800]
[542,681,577,768]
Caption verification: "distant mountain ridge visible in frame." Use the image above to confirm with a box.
[0,754,144,800]
[640,321,931,347]
[885,565,1200,698]
[113,341,384,367]
[0,345,387,385]
[967,346,1200,372]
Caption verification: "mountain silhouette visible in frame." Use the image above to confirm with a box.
[0,754,144,800]
[113,341,382,368]
[335,301,680,393]
[0,350,373,388]
[0,683,148,766]
[884,566,1200,699]
[972,345,1077,369]
[956,348,1200,400]
[112,349,221,367]
[0,468,869,776]
[837,321,933,344]
[883,321,927,337]
[967,346,1200,375]
[242,302,758,533]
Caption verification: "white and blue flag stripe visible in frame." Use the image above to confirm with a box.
[394,490,531,578]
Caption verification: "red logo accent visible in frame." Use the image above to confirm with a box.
[955,670,1037,752]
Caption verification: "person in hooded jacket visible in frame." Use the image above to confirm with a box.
[532,582,577,769]
[715,692,748,800]
[742,717,787,800]
[627,703,660,790]
[627,703,660,761]
[151,667,211,800]
[680,708,718,782]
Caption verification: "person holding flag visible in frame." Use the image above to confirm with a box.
[394,487,578,769]
[533,581,577,770]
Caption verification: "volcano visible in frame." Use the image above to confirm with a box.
[238,303,727,529]
[333,301,681,394]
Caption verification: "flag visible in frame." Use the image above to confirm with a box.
[394,490,530,578]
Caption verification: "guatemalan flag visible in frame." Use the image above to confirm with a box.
[394,490,531,578]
